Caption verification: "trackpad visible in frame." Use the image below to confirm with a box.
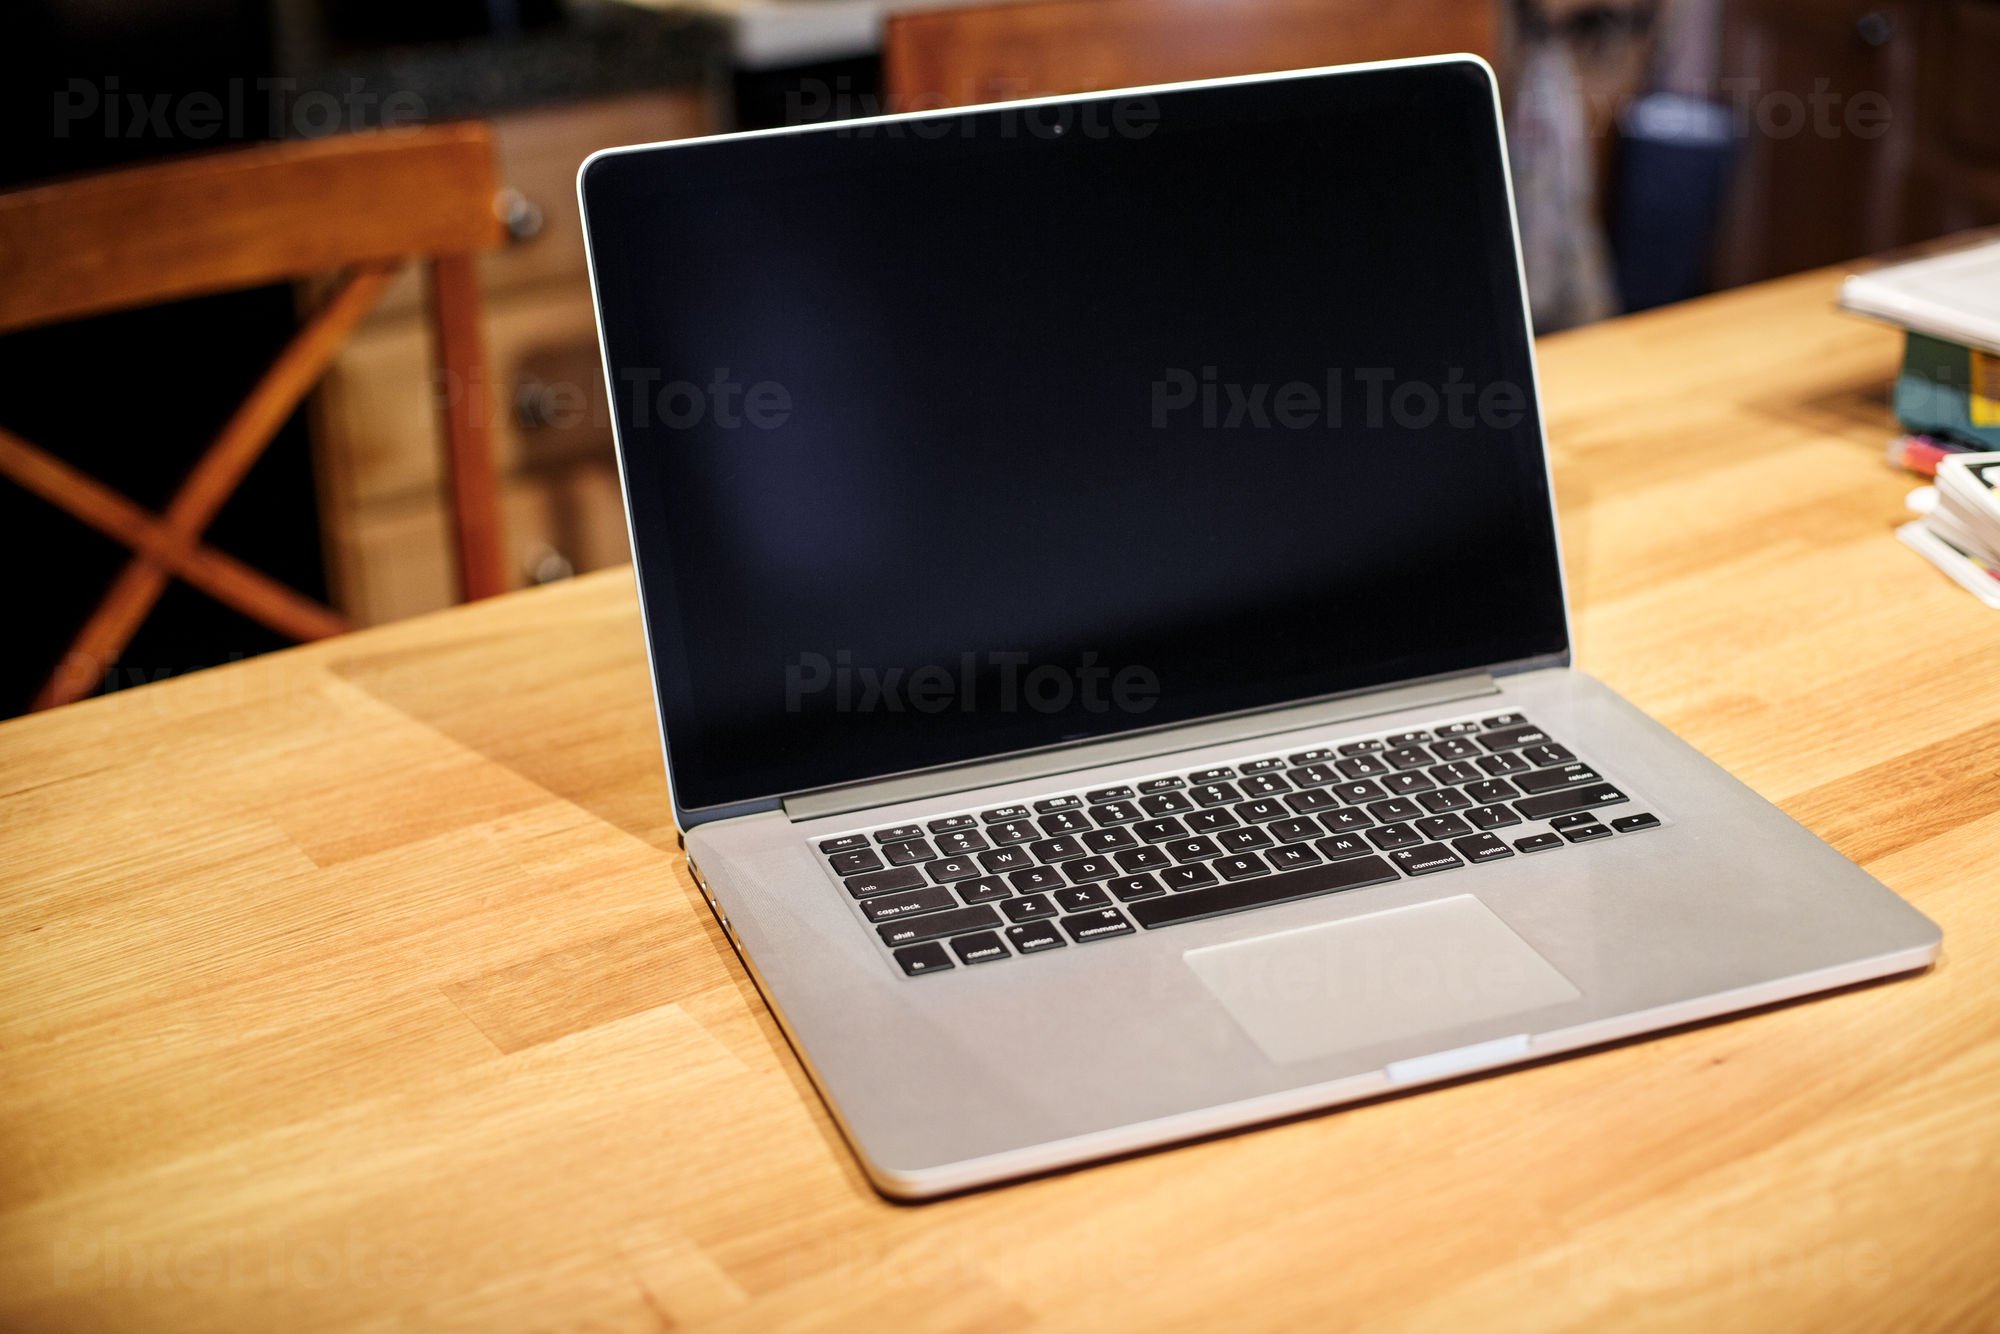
[1184,896,1580,1064]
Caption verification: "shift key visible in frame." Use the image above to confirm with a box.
[876,903,1002,948]
[1513,784,1629,821]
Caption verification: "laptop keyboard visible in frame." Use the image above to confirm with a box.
[812,713,1662,977]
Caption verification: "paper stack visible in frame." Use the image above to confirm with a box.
[1899,452,2000,608]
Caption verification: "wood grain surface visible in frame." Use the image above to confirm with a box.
[2,266,1996,1331]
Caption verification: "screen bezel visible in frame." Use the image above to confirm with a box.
[579,55,1572,828]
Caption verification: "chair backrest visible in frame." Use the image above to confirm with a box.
[885,0,1501,110]
[0,124,509,710]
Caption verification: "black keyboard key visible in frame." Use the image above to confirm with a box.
[1314,832,1374,861]
[862,886,958,924]
[1288,748,1334,765]
[1383,771,1435,796]
[1238,773,1292,799]
[1167,836,1222,863]
[1190,782,1243,808]
[1090,800,1144,826]
[1436,721,1482,737]
[1430,737,1480,761]
[828,847,885,876]
[927,856,981,883]
[1513,832,1563,854]
[1218,826,1274,853]
[1186,809,1240,835]
[1160,863,1220,891]
[1083,826,1139,854]
[927,814,978,834]
[1061,907,1136,943]
[1134,816,1188,842]
[979,845,1033,874]
[1385,730,1430,746]
[877,903,1003,947]
[1521,743,1576,767]
[1114,845,1172,872]
[1466,804,1523,831]
[1130,855,1399,930]
[1285,787,1341,814]
[934,829,989,856]
[1063,856,1119,884]
[883,839,939,866]
[950,931,1010,965]
[1477,751,1530,776]
[894,942,954,976]
[1290,763,1339,788]
[1006,921,1066,954]
[1001,893,1058,922]
[1038,809,1091,836]
[1086,785,1135,803]
[1366,822,1423,850]
[981,805,1030,823]
[1417,787,1474,813]
[1429,761,1484,786]
[1233,798,1289,824]
[1612,812,1661,833]
[1141,791,1194,816]
[1562,822,1614,843]
[1331,780,1387,803]
[1265,843,1322,871]
[1479,724,1552,752]
[988,820,1041,847]
[1007,865,1065,895]
[1389,842,1464,876]
[1319,807,1374,833]
[1550,811,1602,831]
[843,865,928,900]
[1513,785,1628,821]
[1366,796,1424,823]
[820,834,869,855]
[956,876,1012,905]
[1415,813,1473,840]
[874,824,924,844]
[1034,795,1083,814]
[1269,816,1323,843]
[1241,757,1287,774]
[1513,763,1601,795]
[1138,776,1187,794]
[1338,739,1385,755]
[1026,835,1088,862]
[1452,832,1514,863]
[1055,884,1112,912]
[1463,778,1518,804]
[1108,873,1168,902]
[1188,766,1236,784]
[1384,746,1433,771]
[1335,754,1389,779]
[1481,713,1529,730]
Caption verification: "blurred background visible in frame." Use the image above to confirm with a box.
[1,0,1993,718]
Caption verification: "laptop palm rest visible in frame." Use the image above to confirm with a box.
[1183,896,1581,1065]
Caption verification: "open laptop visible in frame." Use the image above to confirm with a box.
[578,55,1940,1198]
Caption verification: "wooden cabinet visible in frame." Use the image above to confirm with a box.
[313,89,714,624]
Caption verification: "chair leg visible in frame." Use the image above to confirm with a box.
[427,252,508,601]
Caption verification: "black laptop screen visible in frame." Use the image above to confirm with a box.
[583,59,1568,816]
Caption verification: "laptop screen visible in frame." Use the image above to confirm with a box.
[583,58,1567,817]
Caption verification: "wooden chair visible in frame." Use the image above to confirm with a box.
[0,124,510,710]
[884,0,1502,110]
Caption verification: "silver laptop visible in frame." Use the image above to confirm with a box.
[579,55,1940,1198]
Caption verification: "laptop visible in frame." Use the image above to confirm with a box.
[578,55,1941,1198]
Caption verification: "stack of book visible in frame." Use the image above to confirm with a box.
[1840,238,2000,606]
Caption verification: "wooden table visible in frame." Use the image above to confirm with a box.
[4,266,1997,1330]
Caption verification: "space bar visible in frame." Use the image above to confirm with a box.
[1129,855,1400,930]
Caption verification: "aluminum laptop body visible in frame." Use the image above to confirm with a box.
[578,56,1940,1198]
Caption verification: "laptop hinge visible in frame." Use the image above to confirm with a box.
[782,671,1500,823]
